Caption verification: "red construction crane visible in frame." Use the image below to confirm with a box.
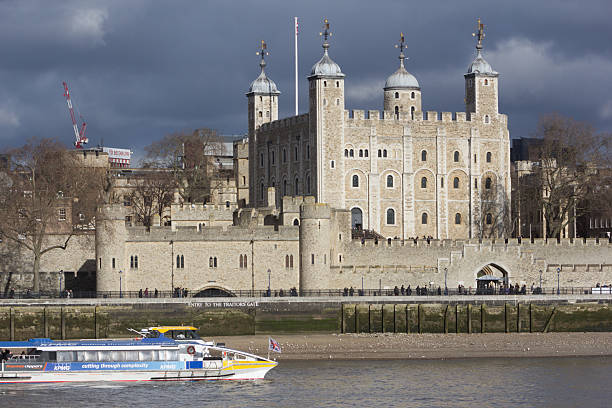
[62,81,88,148]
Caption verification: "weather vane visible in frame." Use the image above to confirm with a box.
[256,40,269,67]
[394,32,408,66]
[319,18,332,48]
[472,18,485,49]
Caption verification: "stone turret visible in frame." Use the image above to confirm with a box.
[383,33,421,118]
[308,19,345,209]
[465,19,499,117]
[96,204,127,292]
[299,197,331,290]
[247,40,280,206]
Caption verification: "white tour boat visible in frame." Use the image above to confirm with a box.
[0,326,276,383]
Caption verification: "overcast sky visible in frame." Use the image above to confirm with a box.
[0,0,610,159]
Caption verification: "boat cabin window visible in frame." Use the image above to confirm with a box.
[57,349,178,362]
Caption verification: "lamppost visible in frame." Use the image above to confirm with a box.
[557,267,561,295]
[267,269,271,297]
[539,269,542,293]
[444,268,448,295]
[170,240,174,296]
[118,270,123,298]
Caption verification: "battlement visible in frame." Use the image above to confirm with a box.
[233,138,249,158]
[344,109,473,124]
[259,113,309,132]
[348,237,612,250]
[282,195,308,213]
[300,201,331,220]
[126,223,299,242]
[170,202,238,221]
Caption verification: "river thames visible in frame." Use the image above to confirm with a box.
[1,357,610,407]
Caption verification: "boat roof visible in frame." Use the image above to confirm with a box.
[0,337,179,350]
[147,326,198,333]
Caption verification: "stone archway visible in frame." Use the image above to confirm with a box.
[351,207,363,230]
[193,287,235,297]
[475,263,509,294]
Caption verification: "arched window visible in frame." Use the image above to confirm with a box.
[180,255,184,268]
[378,149,382,157]
[383,149,387,157]
[453,177,459,189]
[421,150,427,161]
[352,175,359,187]
[411,106,415,120]
[283,179,287,196]
[293,219,299,226]
[350,149,354,157]
[486,152,492,163]
[454,151,459,162]
[239,254,243,269]
[386,208,395,225]
[485,115,490,124]
[422,213,428,224]
[455,213,461,224]
[359,149,363,157]
[285,255,290,268]
[411,91,415,99]
[485,177,492,189]
[243,254,247,268]
[213,257,217,268]
[364,149,368,157]
[290,255,294,268]
[294,146,298,161]
[209,257,213,267]
[176,255,181,269]
[344,149,348,157]
[336,81,340,87]
[394,92,399,99]
[486,213,493,224]
[258,111,262,118]
[260,182,264,200]
[394,106,399,118]
[294,178,299,195]
[421,177,427,188]
[441,177,444,188]
[387,174,394,188]
[323,80,327,87]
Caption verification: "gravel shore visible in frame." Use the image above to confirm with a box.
[214,332,612,360]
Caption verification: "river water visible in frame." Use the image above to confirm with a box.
[1,357,610,407]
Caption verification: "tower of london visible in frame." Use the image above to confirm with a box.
[249,20,510,239]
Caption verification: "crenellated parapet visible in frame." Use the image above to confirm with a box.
[258,113,309,132]
[344,109,474,124]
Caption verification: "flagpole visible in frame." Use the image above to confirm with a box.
[294,16,299,116]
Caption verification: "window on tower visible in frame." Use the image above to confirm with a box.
[352,174,359,187]
[386,208,395,225]
[454,151,460,162]
[394,92,399,99]
[421,150,427,161]
[421,177,427,188]
[387,175,394,188]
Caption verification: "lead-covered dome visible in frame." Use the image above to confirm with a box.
[467,49,496,75]
[310,49,344,77]
[248,68,280,94]
[384,65,420,89]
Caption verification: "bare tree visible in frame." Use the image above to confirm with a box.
[142,129,225,203]
[519,114,611,238]
[0,138,105,292]
[129,170,177,229]
[475,180,512,239]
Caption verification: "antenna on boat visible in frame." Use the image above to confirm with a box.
[128,328,147,338]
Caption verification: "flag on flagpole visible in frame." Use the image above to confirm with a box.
[295,17,299,35]
[269,337,282,353]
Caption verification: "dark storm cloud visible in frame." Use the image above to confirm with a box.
[0,0,610,157]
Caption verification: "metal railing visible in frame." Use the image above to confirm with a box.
[0,286,608,300]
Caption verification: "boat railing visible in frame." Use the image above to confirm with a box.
[8,355,40,361]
